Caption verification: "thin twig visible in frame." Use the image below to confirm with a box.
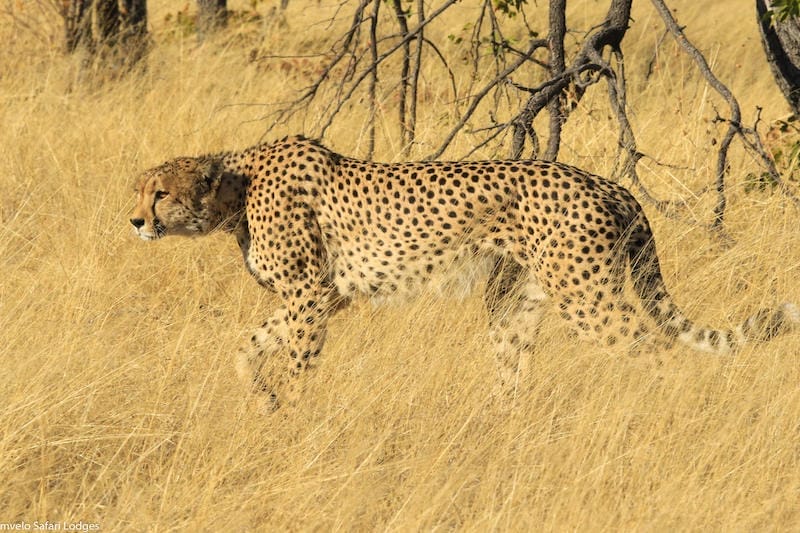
[316,0,460,139]
[715,110,800,208]
[427,38,548,160]
[462,124,513,159]
[262,0,371,132]
[420,37,458,110]
[644,28,670,82]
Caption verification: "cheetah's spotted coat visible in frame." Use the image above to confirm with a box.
[131,136,798,406]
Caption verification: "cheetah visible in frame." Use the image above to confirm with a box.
[130,135,798,406]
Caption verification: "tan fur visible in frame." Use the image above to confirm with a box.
[131,136,798,408]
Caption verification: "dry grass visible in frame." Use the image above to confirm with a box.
[1,0,800,530]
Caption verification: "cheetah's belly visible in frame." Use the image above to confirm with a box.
[330,242,495,304]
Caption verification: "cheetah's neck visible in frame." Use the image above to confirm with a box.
[217,150,256,263]
[205,152,250,232]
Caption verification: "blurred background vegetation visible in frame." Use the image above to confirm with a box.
[1,1,799,530]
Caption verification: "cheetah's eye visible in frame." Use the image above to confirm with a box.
[155,191,169,200]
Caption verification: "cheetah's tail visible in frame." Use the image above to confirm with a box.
[626,221,798,354]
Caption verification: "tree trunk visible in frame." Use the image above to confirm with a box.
[197,0,227,42]
[756,0,800,115]
[63,0,148,73]
[544,0,567,161]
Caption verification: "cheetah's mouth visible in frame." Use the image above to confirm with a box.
[153,218,167,238]
[135,219,167,240]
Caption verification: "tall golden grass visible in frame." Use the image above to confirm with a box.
[1,0,799,530]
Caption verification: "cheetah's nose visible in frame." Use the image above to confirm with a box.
[130,218,145,229]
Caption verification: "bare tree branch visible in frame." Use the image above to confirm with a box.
[649,0,738,229]
[597,48,728,237]
[426,38,548,160]
[260,0,799,240]
[266,0,460,147]
[715,109,800,208]
[263,0,371,131]
[510,0,632,159]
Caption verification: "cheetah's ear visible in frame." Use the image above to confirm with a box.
[197,157,224,194]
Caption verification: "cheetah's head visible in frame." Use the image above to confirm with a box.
[130,156,224,240]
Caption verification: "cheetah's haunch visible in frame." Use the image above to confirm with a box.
[131,136,798,407]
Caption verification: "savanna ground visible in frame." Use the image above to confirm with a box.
[1,0,800,530]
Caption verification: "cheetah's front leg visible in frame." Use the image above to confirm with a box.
[277,284,343,402]
[236,287,342,410]
[235,306,290,409]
